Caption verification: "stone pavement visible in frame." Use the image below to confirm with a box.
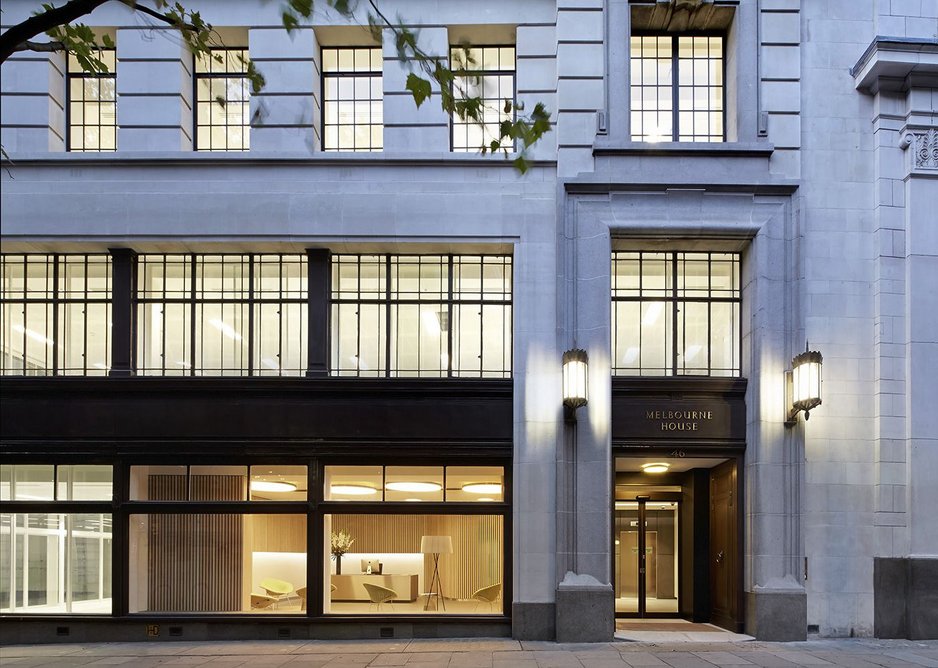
[1,638,937,668]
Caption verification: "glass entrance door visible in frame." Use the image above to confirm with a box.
[614,500,679,616]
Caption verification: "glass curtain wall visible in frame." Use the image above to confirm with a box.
[0,255,112,375]
[0,465,113,614]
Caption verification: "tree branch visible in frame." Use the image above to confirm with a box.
[115,0,200,32]
[0,0,110,63]
[13,40,67,54]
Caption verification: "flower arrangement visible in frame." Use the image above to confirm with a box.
[331,530,354,558]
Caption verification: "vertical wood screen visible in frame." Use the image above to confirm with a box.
[331,514,503,601]
[146,475,243,612]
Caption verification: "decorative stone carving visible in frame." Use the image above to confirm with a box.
[902,129,938,170]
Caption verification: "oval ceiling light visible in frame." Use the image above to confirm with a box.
[405,498,422,502]
[477,497,495,502]
[250,480,297,493]
[640,463,670,474]
[385,481,442,492]
[462,483,502,495]
[330,484,378,496]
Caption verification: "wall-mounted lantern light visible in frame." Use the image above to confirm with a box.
[562,348,589,420]
[785,344,823,427]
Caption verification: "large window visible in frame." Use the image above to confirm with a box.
[67,49,117,152]
[136,254,307,376]
[1,465,113,614]
[1,255,111,376]
[611,251,740,376]
[450,46,515,153]
[195,48,251,151]
[321,47,383,152]
[323,465,506,616]
[630,35,724,142]
[331,255,512,378]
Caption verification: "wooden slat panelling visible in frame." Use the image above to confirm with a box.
[146,475,243,611]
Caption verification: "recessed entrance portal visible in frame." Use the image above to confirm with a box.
[613,455,742,630]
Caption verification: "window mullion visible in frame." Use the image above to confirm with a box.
[671,36,680,142]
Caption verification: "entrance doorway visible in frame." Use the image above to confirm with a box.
[614,499,679,615]
[613,455,742,630]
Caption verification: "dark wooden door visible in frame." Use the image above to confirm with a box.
[709,460,739,631]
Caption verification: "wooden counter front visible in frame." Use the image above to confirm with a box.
[330,574,419,602]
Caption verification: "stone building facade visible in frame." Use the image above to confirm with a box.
[1,0,936,643]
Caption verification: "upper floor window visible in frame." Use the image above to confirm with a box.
[67,49,116,151]
[331,255,512,378]
[195,48,251,151]
[136,254,307,376]
[0,254,112,376]
[321,47,383,152]
[611,251,740,377]
[450,46,515,153]
[630,35,724,142]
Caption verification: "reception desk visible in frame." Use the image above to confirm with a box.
[331,574,419,602]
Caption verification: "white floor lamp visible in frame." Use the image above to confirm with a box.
[420,535,453,611]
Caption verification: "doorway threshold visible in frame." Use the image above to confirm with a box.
[615,618,754,643]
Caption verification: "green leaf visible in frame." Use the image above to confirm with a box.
[282,11,299,33]
[512,156,529,174]
[406,73,432,107]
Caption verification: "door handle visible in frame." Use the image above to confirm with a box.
[716,550,724,565]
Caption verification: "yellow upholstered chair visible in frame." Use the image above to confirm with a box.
[296,586,307,611]
[362,582,397,611]
[471,583,501,611]
[259,577,293,609]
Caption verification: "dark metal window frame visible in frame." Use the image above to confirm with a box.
[611,250,741,377]
[12,456,512,619]
[193,46,251,152]
[320,46,383,152]
[135,253,308,376]
[330,254,513,378]
[65,47,117,152]
[629,32,726,142]
[449,44,517,153]
[0,254,112,376]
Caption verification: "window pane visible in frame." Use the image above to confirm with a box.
[195,48,251,151]
[1,513,112,614]
[57,466,112,500]
[325,514,503,615]
[67,48,117,152]
[385,466,444,502]
[446,466,504,502]
[612,251,740,376]
[130,466,188,501]
[451,45,515,153]
[322,47,382,152]
[325,466,383,501]
[129,514,306,614]
[249,466,307,501]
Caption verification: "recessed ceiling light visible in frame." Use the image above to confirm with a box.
[641,463,670,474]
[330,484,378,496]
[477,497,495,502]
[462,483,502,495]
[385,481,442,492]
[250,480,297,493]
[405,498,422,502]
